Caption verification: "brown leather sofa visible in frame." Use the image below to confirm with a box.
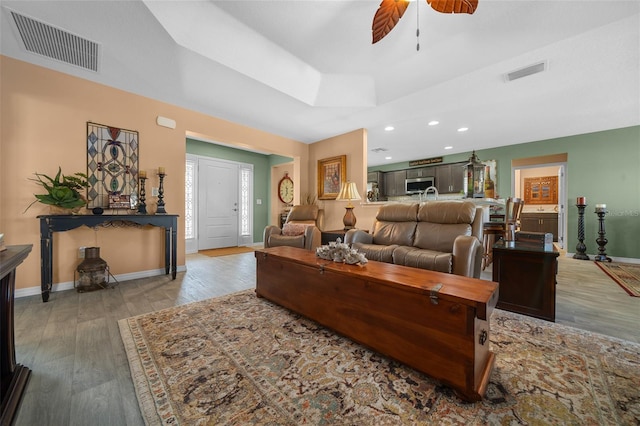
[345,201,484,278]
[264,205,324,251]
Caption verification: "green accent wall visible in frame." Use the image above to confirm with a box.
[186,139,291,243]
[370,125,640,259]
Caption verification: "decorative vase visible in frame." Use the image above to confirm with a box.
[49,205,82,215]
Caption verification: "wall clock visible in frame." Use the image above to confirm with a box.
[278,173,294,204]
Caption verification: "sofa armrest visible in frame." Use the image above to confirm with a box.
[452,236,483,278]
[345,229,373,245]
[263,225,282,248]
[304,226,322,251]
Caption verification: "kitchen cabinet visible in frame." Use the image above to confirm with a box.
[383,170,406,197]
[367,171,384,183]
[520,213,558,241]
[406,167,433,179]
[435,163,465,194]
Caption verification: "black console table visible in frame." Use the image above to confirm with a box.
[38,214,178,302]
[1,244,32,425]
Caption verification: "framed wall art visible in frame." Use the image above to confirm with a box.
[524,175,558,205]
[86,122,139,209]
[317,155,346,200]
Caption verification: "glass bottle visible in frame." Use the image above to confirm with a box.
[484,166,495,199]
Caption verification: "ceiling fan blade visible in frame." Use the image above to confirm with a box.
[427,0,478,14]
[372,0,410,44]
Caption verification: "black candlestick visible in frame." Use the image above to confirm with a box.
[156,172,167,214]
[594,208,611,262]
[573,203,589,260]
[137,177,147,214]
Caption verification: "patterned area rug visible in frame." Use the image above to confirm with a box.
[595,261,640,297]
[198,246,256,257]
[119,290,640,425]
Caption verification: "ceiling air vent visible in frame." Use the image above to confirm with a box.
[504,61,547,82]
[10,11,100,72]
[371,148,389,153]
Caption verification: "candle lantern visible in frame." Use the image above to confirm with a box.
[75,247,110,292]
[464,150,485,198]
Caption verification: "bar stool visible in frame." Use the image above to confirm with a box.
[481,197,524,270]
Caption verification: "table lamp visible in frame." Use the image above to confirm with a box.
[336,181,362,230]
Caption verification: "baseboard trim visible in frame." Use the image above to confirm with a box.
[564,253,640,264]
[14,265,187,299]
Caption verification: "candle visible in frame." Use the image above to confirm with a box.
[577,196,586,205]
[158,166,165,174]
[595,204,606,209]
[139,170,146,179]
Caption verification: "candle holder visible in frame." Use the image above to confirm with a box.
[594,208,611,262]
[156,172,167,214]
[573,203,589,260]
[137,176,147,214]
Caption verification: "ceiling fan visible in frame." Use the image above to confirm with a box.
[372,0,478,45]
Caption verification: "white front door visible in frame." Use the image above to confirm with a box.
[198,158,239,250]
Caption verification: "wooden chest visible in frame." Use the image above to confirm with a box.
[255,246,499,401]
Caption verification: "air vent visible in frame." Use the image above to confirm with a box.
[371,147,389,153]
[504,61,547,82]
[11,11,100,72]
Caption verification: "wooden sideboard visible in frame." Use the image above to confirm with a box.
[492,240,559,321]
[1,245,32,425]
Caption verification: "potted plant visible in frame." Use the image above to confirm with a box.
[25,167,89,214]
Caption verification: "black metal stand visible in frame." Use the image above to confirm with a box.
[137,177,147,214]
[573,203,589,260]
[156,172,167,214]
[594,209,612,262]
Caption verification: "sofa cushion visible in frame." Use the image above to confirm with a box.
[417,201,476,224]
[351,243,398,263]
[371,222,417,247]
[414,222,472,252]
[268,234,305,248]
[393,246,453,274]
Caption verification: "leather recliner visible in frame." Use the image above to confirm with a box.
[345,201,484,278]
[264,205,324,251]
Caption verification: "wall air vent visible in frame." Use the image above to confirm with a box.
[10,11,100,72]
[504,61,547,82]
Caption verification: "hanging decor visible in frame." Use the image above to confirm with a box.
[372,0,478,45]
[86,122,139,209]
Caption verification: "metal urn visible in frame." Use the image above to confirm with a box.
[75,247,109,292]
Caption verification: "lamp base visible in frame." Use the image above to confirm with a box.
[343,207,356,230]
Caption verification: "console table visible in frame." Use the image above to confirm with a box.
[38,214,178,302]
[492,240,559,321]
[1,244,32,425]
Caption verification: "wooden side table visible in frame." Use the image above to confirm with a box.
[1,245,32,425]
[492,240,559,322]
[321,229,348,245]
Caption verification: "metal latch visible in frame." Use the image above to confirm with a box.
[430,283,443,304]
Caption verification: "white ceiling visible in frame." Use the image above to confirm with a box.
[2,1,639,166]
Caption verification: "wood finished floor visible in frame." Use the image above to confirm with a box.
[12,250,640,425]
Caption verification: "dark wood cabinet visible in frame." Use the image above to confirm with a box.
[435,163,465,194]
[405,167,432,179]
[1,245,32,426]
[383,170,406,197]
[520,213,558,241]
[367,171,384,184]
[492,241,559,321]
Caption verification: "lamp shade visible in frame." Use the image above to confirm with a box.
[336,182,362,202]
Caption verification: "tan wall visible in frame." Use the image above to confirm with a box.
[309,129,370,231]
[0,56,313,291]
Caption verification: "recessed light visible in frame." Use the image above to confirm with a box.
[385,156,392,160]
[384,126,394,131]
[457,127,469,132]
[444,146,453,150]
[428,120,439,126]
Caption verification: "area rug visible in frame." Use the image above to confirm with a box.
[595,261,640,297]
[119,290,640,425]
[198,246,256,257]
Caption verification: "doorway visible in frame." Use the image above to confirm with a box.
[185,155,254,252]
[512,154,567,249]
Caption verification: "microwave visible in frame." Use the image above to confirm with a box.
[405,176,435,194]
